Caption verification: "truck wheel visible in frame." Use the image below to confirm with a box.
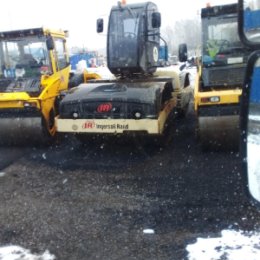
[198,131,212,151]
[177,107,187,118]
[197,119,215,151]
[41,108,56,144]
[68,73,84,88]
[184,73,190,88]
[148,109,176,148]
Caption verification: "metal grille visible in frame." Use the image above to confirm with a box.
[60,101,156,119]
[203,65,246,88]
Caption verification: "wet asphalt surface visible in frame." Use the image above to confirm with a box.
[0,109,259,260]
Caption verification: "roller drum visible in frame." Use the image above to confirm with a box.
[198,115,240,150]
[0,117,43,145]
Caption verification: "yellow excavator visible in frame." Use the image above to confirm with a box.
[0,27,100,144]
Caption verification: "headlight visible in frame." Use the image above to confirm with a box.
[72,112,79,118]
[23,102,38,107]
[133,110,142,119]
[201,96,220,103]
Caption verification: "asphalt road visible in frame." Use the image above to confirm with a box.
[0,110,259,260]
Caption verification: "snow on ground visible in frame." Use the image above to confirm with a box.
[247,133,260,201]
[186,229,260,260]
[86,67,115,80]
[249,115,260,122]
[3,230,259,260]
[0,245,55,260]
[86,64,197,84]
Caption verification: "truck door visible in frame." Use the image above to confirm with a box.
[53,38,70,91]
[146,5,160,67]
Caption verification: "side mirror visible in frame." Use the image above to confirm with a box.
[238,0,260,48]
[178,43,188,62]
[241,52,260,207]
[238,0,260,206]
[97,18,104,33]
[46,36,54,50]
[152,12,161,28]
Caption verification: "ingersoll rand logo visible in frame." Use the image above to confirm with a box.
[82,121,95,129]
[97,103,112,113]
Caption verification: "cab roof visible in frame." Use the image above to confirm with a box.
[201,3,237,18]
[0,27,68,39]
[111,1,157,12]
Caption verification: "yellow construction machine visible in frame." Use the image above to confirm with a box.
[0,27,100,144]
[179,3,252,149]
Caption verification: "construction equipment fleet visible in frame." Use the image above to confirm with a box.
[0,27,100,144]
[56,1,193,144]
[179,3,252,149]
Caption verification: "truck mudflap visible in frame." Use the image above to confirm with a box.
[198,115,240,149]
[0,117,43,144]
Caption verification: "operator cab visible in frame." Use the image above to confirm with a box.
[97,1,161,77]
[0,30,52,81]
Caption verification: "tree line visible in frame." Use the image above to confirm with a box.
[162,18,201,57]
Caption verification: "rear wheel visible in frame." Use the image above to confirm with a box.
[68,73,84,88]
[198,116,240,152]
[146,109,177,148]
[41,108,57,144]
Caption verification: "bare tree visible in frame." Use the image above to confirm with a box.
[162,18,201,57]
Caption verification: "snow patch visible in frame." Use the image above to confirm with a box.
[0,245,55,260]
[247,134,260,200]
[249,115,260,122]
[143,229,155,234]
[0,172,6,177]
[186,229,260,260]
[87,67,115,80]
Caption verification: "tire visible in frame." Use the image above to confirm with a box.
[41,108,57,145]
[176,107,187,119]
[184,73,190,88]
[146,109,177,148]
[68,73,84,88]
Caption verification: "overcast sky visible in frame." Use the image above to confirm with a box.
[0,0,236,49]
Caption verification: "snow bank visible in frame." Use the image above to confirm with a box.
[86,67,115,80]
[247,133,260,200]
[186,229,260,260]
[0,245,55,260]
[249,115,260,122]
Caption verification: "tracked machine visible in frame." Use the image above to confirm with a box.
[56,1,192,142]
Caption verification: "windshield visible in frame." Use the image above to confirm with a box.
[0,36,50,78]
[202,15,249,67]
[108,7,141,69]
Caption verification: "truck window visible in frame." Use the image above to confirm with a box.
[54,38,68,71]
[0,37,50,78]
[108,7,141,68]
[202,14,250,67]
